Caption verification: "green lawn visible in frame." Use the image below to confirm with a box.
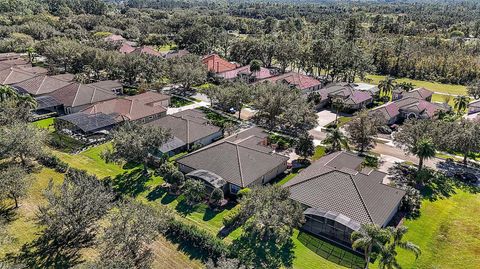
[158,44,177,52]
[171,96,194,108]
[52,142,127,178]
[312,146,327,161]
[382,189,480,269]
[32,118,55,132]
[361,75,467,96]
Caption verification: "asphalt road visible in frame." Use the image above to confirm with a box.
[372,142,440,169]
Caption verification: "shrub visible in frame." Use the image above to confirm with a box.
[183,179,206,205]
[222,206,242,228]
[165,219,229,260]
[236,188,251,199]
[401,186,422,218]
[210,188,224,207]
[38,153,69,173]
[54,161,69,173]
[362,155,379,168]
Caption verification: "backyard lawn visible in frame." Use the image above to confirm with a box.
[32,117,55,132]
[360,75,467,96]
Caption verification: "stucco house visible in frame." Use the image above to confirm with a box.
[176,127,288,195]
[284,151,405,247]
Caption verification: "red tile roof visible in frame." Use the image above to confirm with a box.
[104,34,125,42]
[12,75,72,96]
[404,87,433,100]
[202,54,238,73]
[0,67,38,85]
[218,65,275,80]
[131,46,162,57]
[81,91,170,121]
[119,43,135,54]
[257,72,321,91]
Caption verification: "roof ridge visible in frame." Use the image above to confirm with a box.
[349,174,375,223]
[234,143,245,187]
[283,169,338,188]
[71,84,81,107]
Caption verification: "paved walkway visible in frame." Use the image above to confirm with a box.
[167,101,209,115]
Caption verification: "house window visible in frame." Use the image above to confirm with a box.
[230,184,241,194]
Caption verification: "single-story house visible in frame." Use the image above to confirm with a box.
[202,54,238,73]
[392,87,433,102]
[145,109,222,155]
[319,83,374,111]
[12,75,72,96]
[119,43,136,54]
[56,91,170,135]
[371,93,451,125]
[131,46,163,57]
[50,73,75,82]
[217,65,276,82]
[164,49,190,59]
[256,71,322,93]
[0,52,22,62]
[44,83,118,114]
[283,151,405,247]
[0,67,38,85]
[176,127,288,194]
[468,99,480,114]
[104,34,126,43]
[88,80,123,94]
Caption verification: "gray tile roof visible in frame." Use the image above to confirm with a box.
[177,139,288,187]
[47,83,117,108]
[12,75,72,96]
[284,151,405,226]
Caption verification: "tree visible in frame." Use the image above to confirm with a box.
[0,100,32,126]
[169,54,207,94]
[210,188,224,208]
[0,165,30,208]
[97,200,173,269]
[467,80,480,99]
[105,122,171,174]
[0,85,36,109]
[378,76,396,99]
[448,119,480,164]
[229,82,253,120]
[345,109,381,153]
[232,185,304,269]
[453,95,470,114]
[183,179,206,205]
[0,122,47,167]
[249,59,262,73]
[295,132,315,160]
[324,127,350,152]
[332,98,345,124]
[378,226,421,269]
[206,257,245,269]
[28,169,113,267]
[413,139,436,172]
[351,223,390,269]
[393,119,446,159]
[169,170,186,192]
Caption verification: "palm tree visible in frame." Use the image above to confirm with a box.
[324,127,349,152]
[453,95,469,115]
[378,226,421,269]
[378,76,396,99]
[396,81,414,92]
[26,46,36,63]
[351,223,390,269]
[332,98,345,125]
[413,138,436,172]
[388,226,421,258]
[0,85,37,109]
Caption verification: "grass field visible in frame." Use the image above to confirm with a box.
[32,118,55,132]
[361,75,467,96]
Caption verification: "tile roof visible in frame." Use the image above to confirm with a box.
[164,49,190,59]
[284,152,405,226]
[104,34,125,42]
[258,72,321,91]
[0,67,38,85]
[217,65,275,80]
[469,99,480,108]
[145,112,221,151]
[12,75,72,96]
[88,80,123,92]
[47,83,117,108]
[51,73,75,82]
[119,43,136,54]
[202,54,238,73]
[131,46,162,57]
[403,87,433,100]
[81,91,169,121]
[177,137,288,187]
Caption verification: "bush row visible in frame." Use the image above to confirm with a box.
[222,205,242,228]
[38,153,69,173]
[165,219,229,260]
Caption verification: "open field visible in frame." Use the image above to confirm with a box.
[361,75,468,96]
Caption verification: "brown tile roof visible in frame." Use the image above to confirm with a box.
[131,46,162,57]
[50,73,75,82]
[284,152,405,227]
[202,54,238,73]
[0,67,38,85]
[87,80,123,92]
[164,49,190,59]
[104,34,125,42]
[145,111,221,145]
[404,87,433,100]
[177,136,288,187]
[257,72,321,91]
[218,65,275,80]
[47,83,117,108]
[12,75,72,96]
[81,91,169,121]
[119,43,136,54]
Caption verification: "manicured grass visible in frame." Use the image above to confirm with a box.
[277,172,299,186]
[171,96,194,108]
[361,75,467,96]
[52,142,127,178]
[0,168,63,258]
[32,118,55,132]
[431,93,456,106]
[158,44,177,52]
[195,83,213,90]
[312,146,327,161]
[382,189,480,269]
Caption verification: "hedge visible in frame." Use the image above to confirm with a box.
[165,219,229,260]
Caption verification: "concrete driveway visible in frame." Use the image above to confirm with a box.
[314,110,337,131]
